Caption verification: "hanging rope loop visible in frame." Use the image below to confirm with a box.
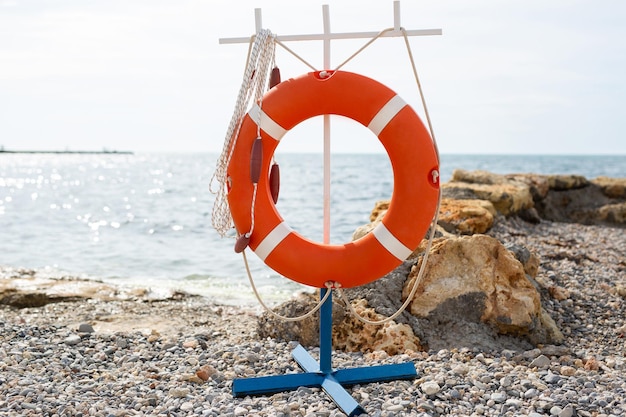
[210,29,277,238]
[329,26,442,326]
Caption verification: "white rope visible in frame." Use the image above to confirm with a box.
[242,250,334,322]
[210,29,277,237]
[333,27,442,326]
[338,187,441,325]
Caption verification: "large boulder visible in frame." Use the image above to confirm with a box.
[402,235,562,346]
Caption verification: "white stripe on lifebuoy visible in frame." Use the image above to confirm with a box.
[249,103,287,141]
[367,95,407,136]
[371,222,413,261]
[255,221,293,260]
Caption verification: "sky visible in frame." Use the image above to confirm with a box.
[1,0,625,155]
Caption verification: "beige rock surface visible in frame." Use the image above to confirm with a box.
[402,235,562,344]
[437,198,495,234]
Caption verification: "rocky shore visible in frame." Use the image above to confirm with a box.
[1,171,625,417]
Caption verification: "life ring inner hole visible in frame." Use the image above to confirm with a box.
[273,115,394,245]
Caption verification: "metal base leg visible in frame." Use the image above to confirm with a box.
[232,289,418,416]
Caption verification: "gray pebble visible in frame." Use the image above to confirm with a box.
[530,354,551,368]
[77,323,94,333]
[64,335,81,346]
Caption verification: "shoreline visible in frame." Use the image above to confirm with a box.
[1,217,625,416]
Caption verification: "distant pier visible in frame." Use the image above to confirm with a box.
[0,149,133,155]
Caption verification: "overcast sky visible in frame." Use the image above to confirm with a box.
[1,0,624,154]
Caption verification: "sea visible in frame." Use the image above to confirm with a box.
[1,152,624,305]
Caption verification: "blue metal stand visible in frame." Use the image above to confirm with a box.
[233,288,418,416]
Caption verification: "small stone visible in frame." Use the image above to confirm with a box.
[505,398,522,408]
[559,404,575,417]
[183,339,198,349]
[530,354,551,368]
[448,389,461,400]
[499,376,513,387]
[196,365,217,381]
[452,364,469,375]
[540,345,570,356]
[420,381,441,396]
[550,405,563,415]
[169,387,190,398]
[523,348,542,359]
[77,323,94,333]
[64,335,81,346]
[524,388,539,399]
[583,357,599,371]
[490,392,506,403]
[180,402,194,411]
[544,373,560,384]
[181,374,204,384]
[115,338,128,348]
[234,406,248,416]
[560,366,576,376]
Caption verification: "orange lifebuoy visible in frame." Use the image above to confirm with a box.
[227,70,439,289]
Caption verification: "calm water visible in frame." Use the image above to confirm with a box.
[1,152,624,305]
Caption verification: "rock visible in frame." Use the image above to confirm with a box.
[533,175,626,226]
[539,345,570,357]
[558,404,575,417]
[504,243,540,277]
[168,387,190,398]
[196,365,218,381]
[0,291,81,308]
[402,235,563,345]
[546,174,589,190]
[593,176,626,198]
[437,198,496,234]
[361,172,625,237]
[443,170,534,216]
[256,292,324,347]
[491,392,507,403]
[420,381,440,395]
[77,323,95,333]
[529,354,551,368]
[440,170,625,227]
[0,268,189,308]
[257,292,423,356]
[64,335,82,346]
[332,298,422,355]
[368,200,390,222]
[596,202,626,224]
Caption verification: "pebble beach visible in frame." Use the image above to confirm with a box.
[1,218,625,417]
